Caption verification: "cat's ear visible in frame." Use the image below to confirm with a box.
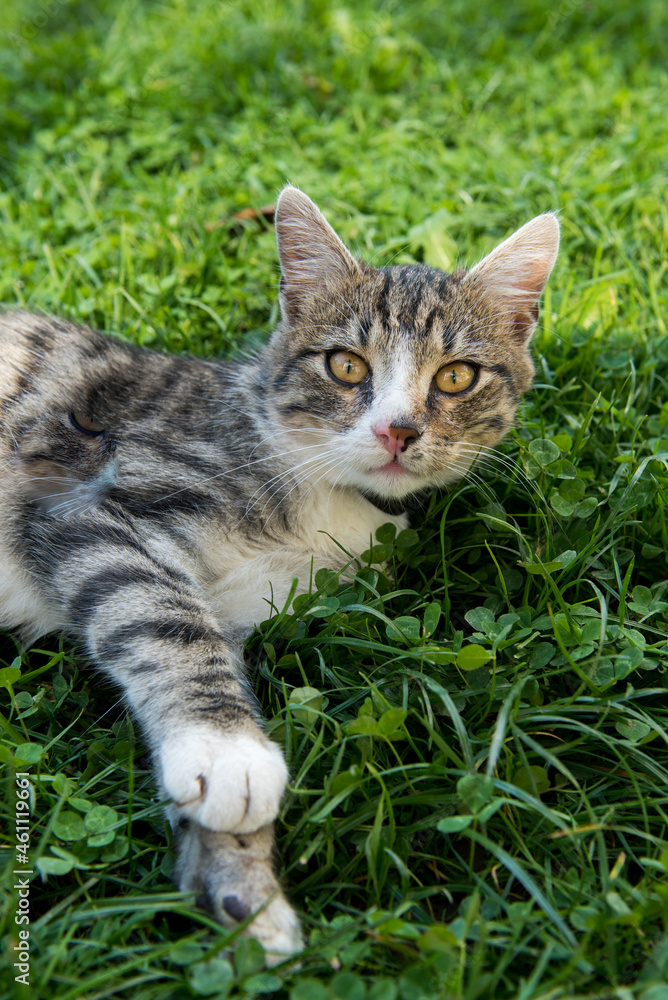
[464,213,560,342]
[275,185,359,321]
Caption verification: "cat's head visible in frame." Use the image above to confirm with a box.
[264,185,559,502]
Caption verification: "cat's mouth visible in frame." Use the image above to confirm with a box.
[361,457,426,500]
[372,458,414,477]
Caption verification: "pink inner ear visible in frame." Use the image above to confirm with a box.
[464,213,559,342]
[526,257,553,294]
[510,303,540,342]
[508,260,554,340]
[274,186,359,318]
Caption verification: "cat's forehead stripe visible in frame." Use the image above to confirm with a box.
[369,265,456,333]
[371,269,392,329]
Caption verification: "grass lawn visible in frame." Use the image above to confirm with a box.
[1,0,668,997]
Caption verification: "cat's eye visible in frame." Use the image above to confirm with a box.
[435,362,477,394]
[327,351,369,385]
[69,411,106,437]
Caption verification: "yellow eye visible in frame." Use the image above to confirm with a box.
[70,411,105,436]
[435,362,477,394]
[328,351,369,385]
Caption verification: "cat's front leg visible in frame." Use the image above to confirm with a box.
[59,540,287,835]
[83,566,301,956]
[23,511,302,955]
[159,727,288,833]
[172,812,304,964]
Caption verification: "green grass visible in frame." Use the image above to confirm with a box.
[1,0,668,997]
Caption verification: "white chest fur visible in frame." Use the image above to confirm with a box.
[201,488,407,631]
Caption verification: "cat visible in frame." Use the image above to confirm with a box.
[0,186,559,962]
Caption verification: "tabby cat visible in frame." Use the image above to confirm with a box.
[0,186,559,961]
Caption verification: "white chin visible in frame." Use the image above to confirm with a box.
[338,458,474,500]
[344,467,428,500]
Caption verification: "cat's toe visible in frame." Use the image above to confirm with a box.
[212,884,304,966]
[160,729,288,833]
[248,898,304,967]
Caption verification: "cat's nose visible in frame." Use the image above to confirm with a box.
[374,422,420,456]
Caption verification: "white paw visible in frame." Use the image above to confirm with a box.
[217,888,304,965]
[245,895,304,967]
[160,730,288,833]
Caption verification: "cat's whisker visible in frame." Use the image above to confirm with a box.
[288,457,349,525]
[260,452,343,510]
[156,441,339,502]
[200,397,257,416]
[289,462,344,516]
[461,468,501,505]
[244,445,340,499]
[244,458,312,509]
[323,465,358,523]
[467,452,523,481]
[455,445,546,504]
[257,454,343,528]
[78,694,134,740]
[454,446,517,479]
[244,448,341,518]
[460,442,540,487]
[450,307,539,345]
[246,425,331,459]
[16,475,81,487]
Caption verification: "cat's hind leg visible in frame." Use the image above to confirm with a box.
[172,812,303,964]
[0,536,62,641]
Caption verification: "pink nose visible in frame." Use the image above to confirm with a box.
[374,423,420,456]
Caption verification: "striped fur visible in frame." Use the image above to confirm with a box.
[0,186,558,959]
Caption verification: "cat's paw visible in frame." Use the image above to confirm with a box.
[217,884,304,967]
[176,822,303,966]
[160,730,288,833]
